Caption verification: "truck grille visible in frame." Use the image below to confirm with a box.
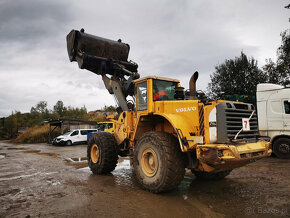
[216,102,259,143]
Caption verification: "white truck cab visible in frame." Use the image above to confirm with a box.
[52,129,98,146]
[257,83,290,158]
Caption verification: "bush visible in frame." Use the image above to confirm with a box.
[88,113,107,122]
[14,124,60,144]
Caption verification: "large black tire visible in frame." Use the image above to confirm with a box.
[87,132,118,174]
[273,138,290,159]
[133,132,185,193]
[66,140,72,146]
[192,170,232,180]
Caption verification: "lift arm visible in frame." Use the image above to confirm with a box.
[66,29,139,111]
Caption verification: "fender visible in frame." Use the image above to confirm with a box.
[133,113,203,152]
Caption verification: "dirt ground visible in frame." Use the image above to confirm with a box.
[0,141,289,218]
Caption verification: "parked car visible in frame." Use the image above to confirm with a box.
[52,129,98,146]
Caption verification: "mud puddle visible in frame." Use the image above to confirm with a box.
[23,150,58,158]
[0,171,57,182]
[78,158,131,172]
[78,159,290,217]
[7,147,26,150]
[65,156,88,169]
[82,158,223,217]
[0,153,6,159]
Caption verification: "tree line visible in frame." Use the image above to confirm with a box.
[207,30,290,99]
[0,100,116,139]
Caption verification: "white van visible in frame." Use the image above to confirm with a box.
[257,83,290,158]
[52,129,98,146]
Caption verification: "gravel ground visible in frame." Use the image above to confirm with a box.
[0,141,289,218]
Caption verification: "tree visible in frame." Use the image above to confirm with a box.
[35,101,48,114]
[53,100,66,117]
[4,113,18,138]
[29,101,49,125]
[102,105,117,112]
[263,30,290,85]
[276,30,290,85]
[263,59,280,84]
[207,52,267,99]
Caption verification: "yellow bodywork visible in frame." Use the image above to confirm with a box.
[113,76,271,173]
[196,141,271,172]
[98,121,116,134]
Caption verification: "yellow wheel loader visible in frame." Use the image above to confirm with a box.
[66,29,271,193]
[97,121,116,134]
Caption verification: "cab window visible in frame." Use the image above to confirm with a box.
[284,100,290,114]
[108,123,113,129]
[98,124,105,131]
[81,130,88,135]
[71,130,79,136]
[153,80,177,101]
[137,81,147,111]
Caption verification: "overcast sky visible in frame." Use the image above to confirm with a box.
[0,0,289,117]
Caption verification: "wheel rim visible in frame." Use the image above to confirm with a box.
[141,148,158,177]
[279,143,290,154]
[91,144,100,163]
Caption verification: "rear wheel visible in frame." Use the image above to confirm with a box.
[87,132,118,174]
[273,138,290,159]
[192,170,232,180]
[133,132,185,193]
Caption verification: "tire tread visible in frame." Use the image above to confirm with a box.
[133,131,185,193]
[87,132,118,174]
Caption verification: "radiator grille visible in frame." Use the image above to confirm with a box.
[217,102,259,143]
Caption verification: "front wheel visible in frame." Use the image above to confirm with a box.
[87,132,118,174]
[66,140,72,146]
[133,132,185,193]
[192,170,232,180]
[273,138,290,159]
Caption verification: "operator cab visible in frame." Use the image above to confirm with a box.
[153,80,177,101]
[133,76,180,111]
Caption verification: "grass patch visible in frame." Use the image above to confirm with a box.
[14,124,60,144]
[88,113,107,122]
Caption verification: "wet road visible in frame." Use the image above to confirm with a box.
[0,141,289,218]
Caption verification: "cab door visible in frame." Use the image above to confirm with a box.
[267,99,283,131]
[136,81,148,112]
[80,130,88,142]
[70,130,80,143]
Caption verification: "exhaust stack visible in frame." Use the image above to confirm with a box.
[189,71,199,100]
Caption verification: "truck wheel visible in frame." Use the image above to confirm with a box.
[192,170,232,180]
[133,132,185,193]
[87,132,118,174]
[66,140,72,146]
[273,138,290,159]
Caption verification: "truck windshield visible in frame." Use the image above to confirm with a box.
[153,80,177,101]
